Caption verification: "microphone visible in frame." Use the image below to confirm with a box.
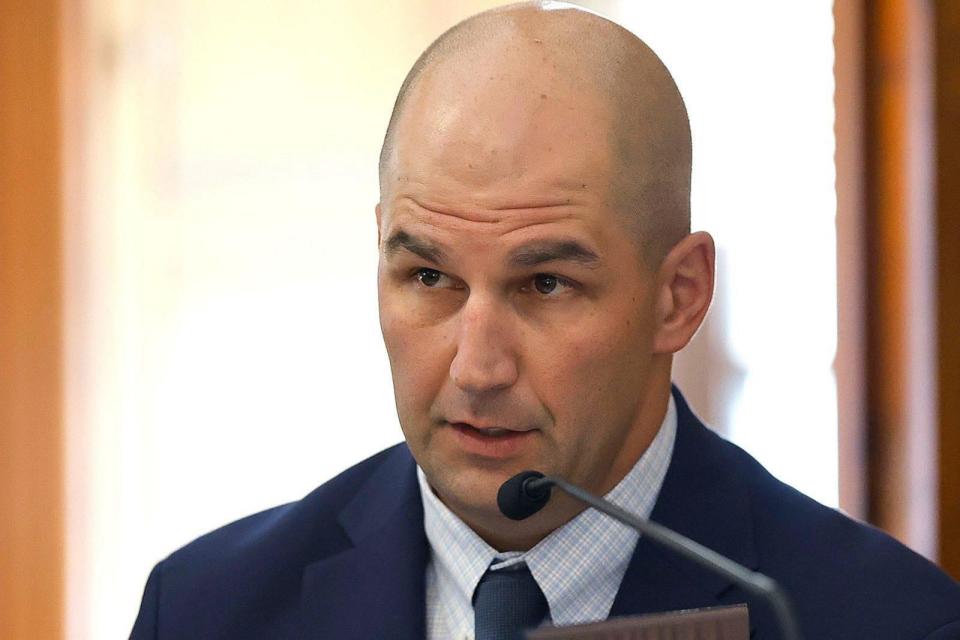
[497,471,804,640]
[497,470,552,520]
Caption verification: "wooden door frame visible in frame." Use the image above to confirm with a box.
[835,0,960,578]
[0,1,67,638]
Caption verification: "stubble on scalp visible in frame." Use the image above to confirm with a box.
[378,1,692,267]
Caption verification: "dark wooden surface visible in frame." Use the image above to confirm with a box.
[935,1,960,581]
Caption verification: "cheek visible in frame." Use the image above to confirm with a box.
[380,294,450,412]
[534,304,654,425]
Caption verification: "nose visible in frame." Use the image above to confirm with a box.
[449,295,518,394]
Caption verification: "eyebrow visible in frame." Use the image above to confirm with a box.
[383,229,447,264]
[508,240,601,268]
[382,230,600,269]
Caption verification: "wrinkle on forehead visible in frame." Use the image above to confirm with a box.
[388,195,583,232]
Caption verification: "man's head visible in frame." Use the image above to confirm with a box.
[376,1,714,549]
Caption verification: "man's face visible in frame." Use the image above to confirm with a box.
[377,58,665,525]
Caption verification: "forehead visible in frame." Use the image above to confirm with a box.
[383,45,619,212]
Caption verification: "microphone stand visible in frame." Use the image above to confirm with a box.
[526,475,804,640]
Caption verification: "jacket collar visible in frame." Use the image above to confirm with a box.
[300,444,428,640]
[610,387,760,624]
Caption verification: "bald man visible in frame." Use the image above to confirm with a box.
[131,4,960,639]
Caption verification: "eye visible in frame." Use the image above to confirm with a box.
[533,274,558,294]
[528,273,574,297]
[413,267,460,289]
[416,268,443,287]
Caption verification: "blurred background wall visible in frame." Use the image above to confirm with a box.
[1,1,957,638]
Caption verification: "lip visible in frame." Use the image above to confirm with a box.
[447,421,538,458]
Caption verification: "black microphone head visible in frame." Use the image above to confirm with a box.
[497,470,552,520]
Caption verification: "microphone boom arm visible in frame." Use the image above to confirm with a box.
[527,475,803,640]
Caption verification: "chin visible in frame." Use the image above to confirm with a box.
[425,462,511,517]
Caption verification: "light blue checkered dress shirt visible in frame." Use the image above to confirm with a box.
[418,395,678,640]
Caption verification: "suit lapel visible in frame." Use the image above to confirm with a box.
[297,390,764,637]
[300,446,428,640]
[611,388,761,632]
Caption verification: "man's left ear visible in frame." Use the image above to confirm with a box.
[652,231,716,354]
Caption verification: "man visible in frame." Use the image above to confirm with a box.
[131,3,960,639]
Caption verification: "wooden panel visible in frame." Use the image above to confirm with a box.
[935,2,960,580]
[833,0,868,519]
[864,0,912,543]
[0,1,66,638]
[862,0,938,555]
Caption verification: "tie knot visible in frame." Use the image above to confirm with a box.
[474,563,549,640]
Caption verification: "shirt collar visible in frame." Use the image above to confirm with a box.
[418,394,678,626]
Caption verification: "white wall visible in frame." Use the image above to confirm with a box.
[632,2,839,507]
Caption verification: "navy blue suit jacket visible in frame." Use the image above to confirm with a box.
[131,391,960,639]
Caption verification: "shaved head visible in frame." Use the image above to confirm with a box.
[378,1,692,264]
[376,2,714,550]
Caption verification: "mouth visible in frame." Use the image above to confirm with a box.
[447,421,538,458]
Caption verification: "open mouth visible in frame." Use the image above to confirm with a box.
[449,422,536,457]
[451,422,526,437]
[457,424,512,436]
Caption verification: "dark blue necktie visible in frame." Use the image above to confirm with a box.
[473,563,549,640]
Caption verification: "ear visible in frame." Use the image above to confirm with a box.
[375,203,383,245]
[652,231,715,354]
